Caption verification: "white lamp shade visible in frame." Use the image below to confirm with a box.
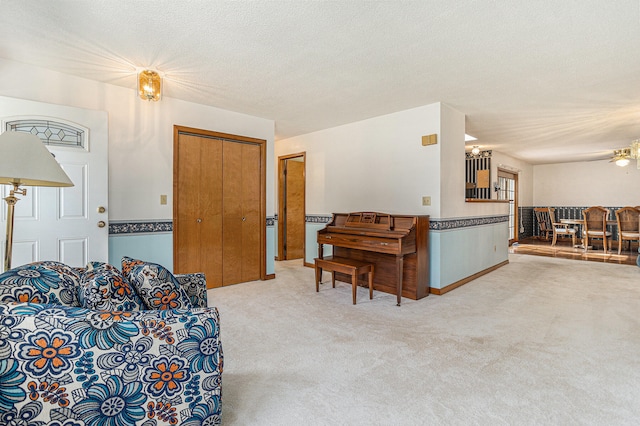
[0,131,74,187]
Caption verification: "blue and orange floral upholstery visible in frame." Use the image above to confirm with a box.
[0,305,222,425]
[175,272,208,308]
[122,256,193,311]
[0,261,82,306]
[79,262,145,311]
[0,259,222,425]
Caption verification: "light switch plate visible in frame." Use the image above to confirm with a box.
[160,194,167,205]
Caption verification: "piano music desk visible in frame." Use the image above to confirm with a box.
[314,256,374,305]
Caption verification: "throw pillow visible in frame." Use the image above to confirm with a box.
[79,262,144,311]
[0,261,81,306]
[121,256,193,310]
[175,272,208,308]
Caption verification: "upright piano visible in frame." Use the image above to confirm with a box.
[317,212,430,305]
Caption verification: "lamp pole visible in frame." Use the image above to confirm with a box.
[3,183,25,272]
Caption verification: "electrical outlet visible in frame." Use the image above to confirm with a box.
[422,196,431,206]
[160,195,167,205]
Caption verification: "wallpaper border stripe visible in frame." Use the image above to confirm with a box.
[110,217,276,235]
[110,215,508,235]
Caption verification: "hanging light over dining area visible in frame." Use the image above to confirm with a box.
[612,139,640,168]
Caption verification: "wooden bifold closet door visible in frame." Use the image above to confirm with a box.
[174,127,264,288]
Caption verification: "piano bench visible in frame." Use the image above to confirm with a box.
[314,256,374,305]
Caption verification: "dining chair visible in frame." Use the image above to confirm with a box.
[534,207,554,240]
[550,208,577,247]
[615,206,640,254]
[582,206,612,253]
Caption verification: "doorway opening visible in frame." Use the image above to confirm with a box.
[497,168,519,245]
[277,153,306,263]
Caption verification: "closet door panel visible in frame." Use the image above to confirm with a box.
[222,141,243,285]
[175,127,265,288]
[175,134,202,274]
[242,143,261,282]
[200,138,223,288]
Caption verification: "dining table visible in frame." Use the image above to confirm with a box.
[559,218,617,226]
[559,218,618,249]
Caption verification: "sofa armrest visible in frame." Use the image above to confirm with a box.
[0,303,223,425]
[175,272,208,308]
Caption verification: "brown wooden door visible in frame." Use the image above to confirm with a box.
[175,134,223,287]
[174,127,264,288]
[285,159,305,259]
[222,141,261,285]
[200,138,223,284]
[222,141,242,285]
[240,143,261,282]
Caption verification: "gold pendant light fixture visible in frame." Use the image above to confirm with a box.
[138,69,162,101]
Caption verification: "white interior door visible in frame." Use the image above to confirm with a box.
[0,96,108,271]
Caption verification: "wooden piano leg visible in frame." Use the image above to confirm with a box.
[315,261,321,292]
[396,255,403,306]
[352,273,357,305]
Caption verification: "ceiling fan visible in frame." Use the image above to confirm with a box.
[611,140,640,168]
[611,148,631,166]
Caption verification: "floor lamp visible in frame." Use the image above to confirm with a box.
[0,131,74,272]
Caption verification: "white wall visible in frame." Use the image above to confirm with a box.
[276,103,442,216]
[276,102,508,220]
[533,159,639,207]
[440,102,465,218]
[0,58,276,220]
[441,104,510,218]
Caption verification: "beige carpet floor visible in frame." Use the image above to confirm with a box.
[207,254,640,425]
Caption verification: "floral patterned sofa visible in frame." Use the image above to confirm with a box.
[0,257,223,426]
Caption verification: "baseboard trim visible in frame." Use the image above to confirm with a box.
[302,259,510,295]
[430,260,509,295]
[265,274,276,280]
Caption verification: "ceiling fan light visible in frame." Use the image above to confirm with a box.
[615,158,630,167]
[471,146,480,155]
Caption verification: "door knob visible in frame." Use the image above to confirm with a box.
[242,217,246,222]
[97,206,106,213]
[97,221,106,228]
[197,218,202,223]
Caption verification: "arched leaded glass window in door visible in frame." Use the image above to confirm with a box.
[5,118,86,149]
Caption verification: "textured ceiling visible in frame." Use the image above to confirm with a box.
[1,1,640,164]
